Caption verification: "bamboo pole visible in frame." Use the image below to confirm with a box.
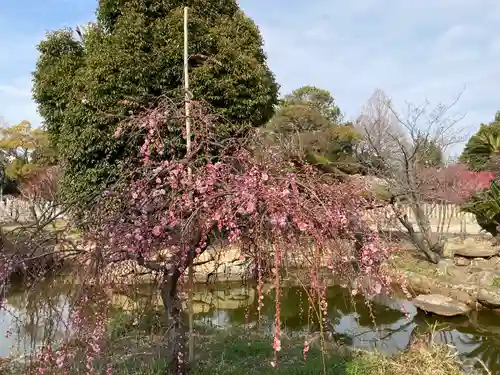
[184,5,195,363]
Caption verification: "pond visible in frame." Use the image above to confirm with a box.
[1,279,499,374]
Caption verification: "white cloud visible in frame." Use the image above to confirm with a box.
[239,0,500,155]
[0,85,30,98]
[0,76,39,126]
[0,0,498,156]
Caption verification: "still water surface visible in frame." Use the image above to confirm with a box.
[1,280,499,373]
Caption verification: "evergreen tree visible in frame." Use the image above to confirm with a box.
[33,0,278,205]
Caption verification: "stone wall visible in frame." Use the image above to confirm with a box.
[367,203,482,236]
[0,196,64,223]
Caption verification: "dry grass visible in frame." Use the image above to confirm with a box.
[388,248,461,285]
[354,340,480,375]
[389,249,440,276]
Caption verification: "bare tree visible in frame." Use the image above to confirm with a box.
[355,89,407,169]
[356,90,487,264]
[18,166,62,228]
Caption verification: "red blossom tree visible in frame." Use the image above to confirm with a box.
[418,163,494,204]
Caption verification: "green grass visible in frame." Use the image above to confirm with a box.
[94,330,476,375]
[191,332,352,375]
[1,310,479,375]
[86,311,481,375]
[493,277,500,287]
[102,310,357,374]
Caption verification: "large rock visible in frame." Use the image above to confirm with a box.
[453,245,499,258]
[477,288,500,308]
[447,266,469,280]
[412,294,471,316]
[433,286,475,305]
[448,289,475,306]
[406,274,432,294]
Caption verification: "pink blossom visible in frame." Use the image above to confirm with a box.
[303,341,310,360]
[273,336,281,352]
[152,225,162,237]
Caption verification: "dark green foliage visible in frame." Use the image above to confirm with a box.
[281,85,343,125]
[264,86,360,175]
[268,86,342,134]
[462,180,500,237]
[460,113,500,171]
[460,112,500,235]
[415,136,443,167]
[356,152,387,176]
[33,0,278,205]
[0,173,18,196]
[97,0,240,32]
[301,123,361,175]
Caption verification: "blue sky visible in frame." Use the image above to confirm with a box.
[0,0,499,152]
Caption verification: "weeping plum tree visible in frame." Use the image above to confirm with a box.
[7,97,393,375]
[101,99,393,373]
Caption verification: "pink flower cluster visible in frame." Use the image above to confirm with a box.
[90,98,393,364]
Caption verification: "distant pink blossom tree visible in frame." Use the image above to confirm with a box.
[418,163,493,204]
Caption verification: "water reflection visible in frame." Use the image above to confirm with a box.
[0,278,74,358]
[413,312,500,372]
[0,280,499,374]
[191,284,500,373]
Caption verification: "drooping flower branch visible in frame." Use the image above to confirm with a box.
[1,97,392,375]
[86,97,392,372]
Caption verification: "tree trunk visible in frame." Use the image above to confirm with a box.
[161,268,188,375]
[158,237,209,375]
[413,204,444,258]
[399,217,440,264]
[394,205,441,264]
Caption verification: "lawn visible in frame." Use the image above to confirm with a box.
[75,311,480,375]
